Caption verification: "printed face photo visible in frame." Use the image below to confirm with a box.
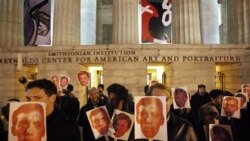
[235,93,248,109]
[77,71,90,86]
[60,75,69,88]
[172,87,191,109]
[109,109,134,140]
[209,124,232,141]
[9,102,46,141]
[51,75,59,87]
[221,96,240,119]
[87,106,111,139]
[135,96,167,140]
[241,84,250,98]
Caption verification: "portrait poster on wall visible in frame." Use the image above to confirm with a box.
[24,0,52,46]
[141,0,172,44]
[8,102,47,141]
[108,109,134,141]
[86,106,112,140]
[134,96,167,140]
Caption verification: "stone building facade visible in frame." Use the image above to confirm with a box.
[0,0,249,106]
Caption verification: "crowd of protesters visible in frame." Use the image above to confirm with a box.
[0,77,250,141]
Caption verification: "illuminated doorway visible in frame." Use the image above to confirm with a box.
[79,64,103,88]
[147,64,170,85]
[215,63,240,93]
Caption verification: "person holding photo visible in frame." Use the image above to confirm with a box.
[139,83,198,141]
[78,87,107,141]
[136,97,165,139]
[11,103,45,141]
[26,79,80,141]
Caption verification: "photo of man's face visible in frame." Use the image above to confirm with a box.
[222,96,240,118]
[113,113,132,138]
[235,93,248,108]
[209,124,232,141]
[77,71,90,86]
[241,84,250,98]
[172,87,190,109]
[136,97,165,139]
[87,106,110,138]
[51,75,59,87]
[60,75,69,88]
[114,119,129,137]
[10,102,46,141]
[175,89,187,107]
[109,109,134,140]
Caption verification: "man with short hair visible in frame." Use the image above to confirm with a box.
[191,84,210,112]
[199,89,223,115]
[98,84,108,105]
[190,84,210,140]
[26,79,80,141]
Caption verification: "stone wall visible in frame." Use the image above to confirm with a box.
[0,44,249,107]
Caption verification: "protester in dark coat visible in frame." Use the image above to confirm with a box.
[26,79,81,141]
[78,87,106,141]
[59,84,80,121]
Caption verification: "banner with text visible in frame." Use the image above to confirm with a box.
[0,50,241,65]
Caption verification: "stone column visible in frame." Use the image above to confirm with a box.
[112,0,138,44]
[240,49,250,84]
[0,63,15,107]
[0,0,22,47]
[200,0,220,44]
[172,0,201,44]
[53,0,80,46]
[227,0,250,44]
